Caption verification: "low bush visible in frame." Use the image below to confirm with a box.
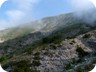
[76,46,89,58]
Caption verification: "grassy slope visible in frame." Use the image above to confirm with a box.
[0,27,36,41]
[0,13,79,41]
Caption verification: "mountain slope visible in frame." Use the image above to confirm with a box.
[1,29,96,72]
[0,26,37,42]
[0,9,96,72]
[0,11,93,41]
[0,13,70,41]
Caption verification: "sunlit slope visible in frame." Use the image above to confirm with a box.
[0,9,96,41]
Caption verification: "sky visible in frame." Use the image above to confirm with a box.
[0,0,95,30]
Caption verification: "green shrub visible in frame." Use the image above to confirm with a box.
[42,33,62,44]
[0,55,11,62]
[83,34,90,38]
[27,48,33,54]
[43,51,49,55]
[32,52,41,67]
[76,66,84,72]
[31,70,40,72]
[76,46,89,58]
[85,64,94,72]
[33,56,41,60]
[11,60,32,72]
[70,40,75,45]
[34,52,40,56]
[72,58,76,64]
[32,60,41,67]
[65,64,72,70]
[0,56,6,62]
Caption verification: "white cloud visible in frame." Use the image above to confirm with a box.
[0,0,40,30]
[69,0,96,24]
[6,10,25,23]
[70,0,94,11]
[0,20,9,30]
[11,0,39,10]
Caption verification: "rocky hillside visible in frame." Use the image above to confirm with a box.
[0,29,96,72]
[1,9,96,42]
[0,10,96,72]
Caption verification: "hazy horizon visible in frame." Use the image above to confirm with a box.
[0,0,95,30]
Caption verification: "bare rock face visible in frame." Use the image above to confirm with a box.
[29,30,96,72]
[1,30,96,72]
[30,46,77,72]
[38,44,77,72]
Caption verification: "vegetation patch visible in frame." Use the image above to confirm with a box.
[11,60,33,72]
[32,52,41,67]
[76,46,89,58]
[76,66,84,72]
[83,34,91,39]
